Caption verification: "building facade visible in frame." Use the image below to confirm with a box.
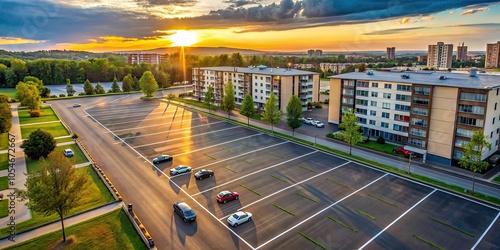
[417,55,428,63]
[457,42,468,61]
[485,41,500,68]
[192,66,320,112]
[427,42,453,69]
[386,47,396,59]
[328,70,500,166]
[307,50,323,57]
[128,53,167,64]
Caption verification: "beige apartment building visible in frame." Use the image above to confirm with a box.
[457,42,468,61]
[427,42,453,69]
[192,65,320,112]
[386,47,396,59]
[128,53,166,64]
[485,41,500,68]
[329,70,500,166]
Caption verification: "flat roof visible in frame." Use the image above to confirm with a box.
[196,66,319,76]
[329,70,500,90]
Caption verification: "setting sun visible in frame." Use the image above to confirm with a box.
[169,30,197,47]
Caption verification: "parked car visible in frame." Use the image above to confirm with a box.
[195,169,214,180]
[63,149,74,157]
[313,120,324,128]
[303,118,314,125]
[72,103,81,107]
[170,165,192,175]
[489,154,500,167]
[216,190,239,204]
[227,211,252,227]
[173,202,196,222]
[392,147,415,158]
[153,155,173,164]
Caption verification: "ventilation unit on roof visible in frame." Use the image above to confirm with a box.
[470,68,477,77]
[401,73,410,79]
[258,65,267,70]
[366,70,374,75]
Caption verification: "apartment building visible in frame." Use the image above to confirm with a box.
[128,53,166,64]
[427,42,453,69]
[456,42,468,61]
[386,47,396,59]
[192,65,320,112]
[485,41,500,68]
[307,50,323,57]
[328,70,500,166]
[320,63,357,74]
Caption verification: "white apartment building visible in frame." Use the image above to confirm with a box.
[192,65,320,112]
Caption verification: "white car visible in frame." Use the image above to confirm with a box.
[169,165,192,175]
[303,118,314,125]
[227,211,252,227]
[313,120,324,128]
[63,149,74,157]
[73,103,81,107]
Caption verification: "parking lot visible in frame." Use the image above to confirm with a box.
[85,99,499,249]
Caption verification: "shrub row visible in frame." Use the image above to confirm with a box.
[355,209,376,220]
[272,203,295,216]
[240,184,261,196]
[328,216,358,232]
[412,234,445,250]
[295,192,318,203]
[270,174,287,183]
[367,194,397,207]
[298,231,327,250]
[224,166,237,173]
[428,217,475,237]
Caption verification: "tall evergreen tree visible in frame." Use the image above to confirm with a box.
[122,74,133,92]
[65,78,75,96]
[83,79,94,95]
[286,95,303,136]
[222,81,236,119]
[110,76,121,92]
[132,76,140,91]
[94,82,105,94]
[261,92,282,133]
[139,71,158,97]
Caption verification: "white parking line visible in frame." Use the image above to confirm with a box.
[255,173,388,250]
[107,116,210,133]
[99,112,178,126]
[358,189,436,249]
[191,151,319,197]
[133,126,241,148]
[84,95,130,110]
[89,109,177,120]
[471,211,500,250]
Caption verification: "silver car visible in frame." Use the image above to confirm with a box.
[170,165,192,175]
[227,211,252,227]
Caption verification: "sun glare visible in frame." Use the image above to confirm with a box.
[169,30,197,47]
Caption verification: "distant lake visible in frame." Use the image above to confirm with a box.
[46,82,121,96]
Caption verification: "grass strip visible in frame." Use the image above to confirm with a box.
[327,216,358,232]
[298,165,317,173]
[267,152,283,158]
[412,234,445,250]
[243,160,255,166]
[493,176,500,184]
[297,231,327,250]
[269,174,287,182]
[224,166,237,173]
[326,178,349,188]
[272,203,295,216]
[0,133,8,150]
[296,192,318,203]
[368,194,397,207]
[0,176,8,190]
[203,153,216,160]
[0,153,7,171]
[222,147,234,153]
[240,184,261,196]
[0,200,8,218]
[356,209,376,220]
[429,217,475,237]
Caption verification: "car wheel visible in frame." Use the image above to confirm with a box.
[248,217,251,221]
[183,218,187,222]
[223,200,226,204]
[209,174,212,178]
[392,150,396,153]
[235,196,238,200]
[233,223,238,227]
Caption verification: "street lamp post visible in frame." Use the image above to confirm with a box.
[407,152,413,174]
[314,133,317,146]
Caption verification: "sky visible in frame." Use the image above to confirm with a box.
[0,0,499,52]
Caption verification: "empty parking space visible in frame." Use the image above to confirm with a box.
[85,99,500,250]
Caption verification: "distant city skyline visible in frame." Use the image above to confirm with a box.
[0,0,499,52]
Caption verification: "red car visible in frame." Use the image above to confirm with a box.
[392,147,415,158]
[216,190,239,204]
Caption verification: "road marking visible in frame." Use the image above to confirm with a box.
[471,211,500,250]
[255,173,388,250]
[358,189,437,249]
[132,126,241,148]
[191,151,319,196]
[84,109,257,250]
[107,116,211,133]
[84,95,130,110]
[89,109,176,120]
[20,120,61,126]
[98,112,178,126]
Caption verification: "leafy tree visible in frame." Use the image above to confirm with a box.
[94,82,105,94]
[204,86,215,113]
[23,76,44,92]
[240,94,256,126]
[110,76,121,92]
[286,95,302,136]
[261,92,282,133]
[358,63,366,72]
[16,82,41,111]
[83,79,94,95]
[139,71,159,97]
[338,109,364,155]
[459,130,491,194]
[0,100,12,133]
[16,151,90,243]
[122,74,133,92]
[66,79,75,96]
[40,87,51,98]
[155,71,170,88]
[132,76,140,91]
[20,128,56,159]
[222,81,236,119]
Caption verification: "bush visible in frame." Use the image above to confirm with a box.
[315,103,322,108]
[29,110,40,117]
[78,92,85,96]
[376,136,385,144]
[71,132,79,139]
[324,99,329,104]
[68,93,74,96]
[59,94,66,97]
[50,95,57,98]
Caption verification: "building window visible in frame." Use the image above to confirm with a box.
[394,114,409,122]
[342,98,354,104]
[384,84,392,89]
[453,150,463,159]
[410,128,426,137]
[458,104,484,115]
[494,117,496,124]
[397,85,412,92]
[457,116,484,127]
[414,86,430,95]
[369,120,376,125]
[409,138,425,147]
[260,90,263,93]
[381,122,389,128]
[255,76,258,80]
[357,81,369,87]
[371,92,378,97]
[495,103,498,110]
[343,80,355,86]
[396,94,411,102]
[372,82,379,88]
[356,99,368,106]
[455,139,467,148]
[496,139,499,146]
[382,112,390,118]
[411,118,427,127]
[356,90,369,96]
[383,93,391,99]
[395,104,411,112]
[413,97,429,105]
[356,108,368,115]
[266,77,271,82]
[393,124,408,132]
[343,89,354,95]
[370,110,376,116]
[492,131,494,138]
[382,102,391,109]
[357,117,367,124]
[460,92,486,102]
[254,89,258,93]
[412,107,428,116]
[456,128,474,138]
[254,95,258,99]
[371,101,378,107]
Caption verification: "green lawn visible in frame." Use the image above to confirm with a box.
[0,176,8,190]
[6,209,146,250]
[56,137,75,144]
[18,106,59,124]
[355,140,401,155]
[493,176,500,184]
[0,153,7,171]
[0,200,8,218]
[0,165,115,238]
[0,133,8,150]
[0,88,17,99]
[173,97,219,111]
[26,144,88,174]
[21,122,69,138]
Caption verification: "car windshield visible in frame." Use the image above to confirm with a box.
[176,166,183,170]
[232,214,240,219]
[184,210,195,216]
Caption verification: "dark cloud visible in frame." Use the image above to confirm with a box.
[446,23,500,27]
[363,27,426,35]
[137,0,197,6]
[209,0,302,21]
[222,0,263,8]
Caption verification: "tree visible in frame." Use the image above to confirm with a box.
[16,82,41,111]
[94,82,105,94]
[261,92,282,133]
[132,76,140,91]
[338,109,364,155]
[23,76,44,92]
[358,63,366,72]
[240,94,256,126]
[286,95,302,136]
[459,130,491,194]
[204,86,215,113]
[139,71,158,97]
[83,79,94,95]
[221,81,236,119]
[110,76,121,92]
[17,151,89,243]
[122,74,133,92]
[20,128,56,159]
[0,99,12,133]
[40,87,51,98]
[66,78,75,96]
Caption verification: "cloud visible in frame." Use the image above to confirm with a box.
[445,22,500,28]
[209,0,302,22]
[449,11,454,14]
[0,37,46,45]
[396,17,411,24]
[136,0,197,6]
[363,27,426,36]
[222,0,263,8]
[460,7,489,15]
